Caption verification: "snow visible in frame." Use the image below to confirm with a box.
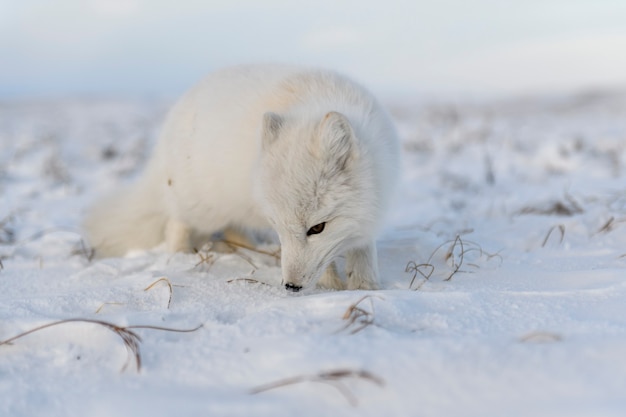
[1,91,626,417]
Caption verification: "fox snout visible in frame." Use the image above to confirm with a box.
[284,282,302,292]
[282,263,314,293]
[282,269,308,292]
[279,238,333,292]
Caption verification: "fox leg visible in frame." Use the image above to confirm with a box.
[165,218,192,253]
[317,261,344,290]
[345,243,379,290]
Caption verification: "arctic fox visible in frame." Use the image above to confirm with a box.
[84,65,400,291]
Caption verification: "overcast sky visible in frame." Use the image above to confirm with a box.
[1,0,626,98]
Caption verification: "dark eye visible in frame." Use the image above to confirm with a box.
[306,222,326,236]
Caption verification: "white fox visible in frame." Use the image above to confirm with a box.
[84,65,400,291]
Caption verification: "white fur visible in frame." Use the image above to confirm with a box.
[83,64,400,290]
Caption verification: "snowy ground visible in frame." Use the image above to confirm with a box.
[1,91,626,417]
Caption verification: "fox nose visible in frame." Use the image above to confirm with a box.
[285,283,302,292]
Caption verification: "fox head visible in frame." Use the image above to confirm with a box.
[256,110,379,291]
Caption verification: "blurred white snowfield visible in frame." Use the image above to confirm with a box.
[1,91,626,417]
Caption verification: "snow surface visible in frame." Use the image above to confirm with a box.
[1,92,626,417]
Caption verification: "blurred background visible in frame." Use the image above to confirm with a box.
[1,0,626,99]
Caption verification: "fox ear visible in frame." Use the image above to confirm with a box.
[261,112,283,150]
[318,111,356,169]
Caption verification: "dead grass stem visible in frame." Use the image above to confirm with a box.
[542,224,565,247]
[222,239,281,261]
[405,262,435,290]
[518,331,563,343]
[595,216,626,235]
[15,227,95,262]
[95,302,125,314]
[517,193,583,217]
[407,235,502,290]
[70,238,95,262]
[0,212,16,244]
[0,319,202,372]
[250,368,384,406]
[336,295,382,334]
[144,277,174,309]
[226,271,271,287]
[193,246,218,271]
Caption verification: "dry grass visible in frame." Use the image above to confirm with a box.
[223,238,281,270]
[595,216,626,235]
[336,295,382,334]
[0,319,202,372]
[405,262,435,291]
[0,211,94,265]
[192,238,281,272]
[95,302,125,314]
[250,368,384,406]
[70,238,95,262]
[191,238,281,272]
[0,212,16,244]
[407,235,502,290]
[16,227,95,262]
[222,239,281,262]
[517,193,583,217]
[437,235,465,281]
[96,277,182,312]
[226,270,271,287]
[193,245,218,271]
[519,331,563,343]
[542,224,565,247]
[224,245,259,270]
[144,277,174,309]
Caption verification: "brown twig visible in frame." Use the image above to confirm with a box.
[542,224,565,247]
[336,295,382,334]
[95,302,125,314]
[126,324,203,332]
[519,331,563,343]
[405,262,435,290]
[0,319,141,371]
[222,239,281,260]
[425,235,465,281]
[14,227,95,261]
[442,235,464,281]
[226,277,271,286]
[250,368,384,406]
[70,238,95,262]
[0,319,202,372]
[193,246,217,271]
[595,216,626,235]
[144,277,174,309]
[0,212,16,244]
[597,216,615,234]
[222,242,259,270]
[407,236,502,289]
[517,195,583,217]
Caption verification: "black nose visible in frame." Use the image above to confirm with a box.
[285,283,302,292]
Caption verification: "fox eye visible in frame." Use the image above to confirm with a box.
[306,222,326,236]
